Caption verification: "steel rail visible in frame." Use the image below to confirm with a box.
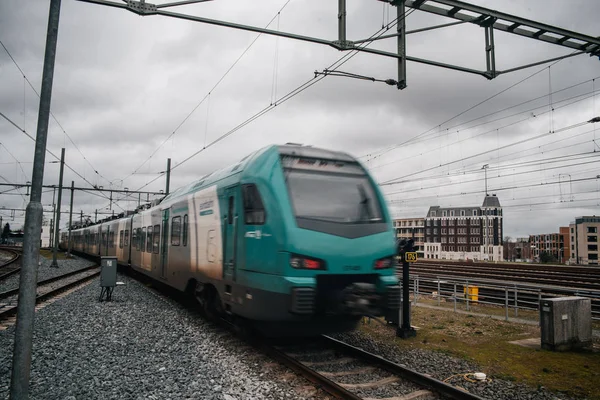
[0,268,100,320]
[0,265,99,300]
[259,341,363,400]
[0,249,21,281]
[321,335,485,400]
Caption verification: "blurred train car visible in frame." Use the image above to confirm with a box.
[61,144,400,335]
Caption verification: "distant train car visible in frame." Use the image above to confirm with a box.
[61,144,400,335]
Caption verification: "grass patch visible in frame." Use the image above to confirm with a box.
[360,306,600,400]
[39,249,71,260]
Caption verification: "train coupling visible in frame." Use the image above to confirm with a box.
[340,282,381,315]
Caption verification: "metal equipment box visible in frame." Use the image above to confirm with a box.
[100,256,117,288]
[540,296,592,351]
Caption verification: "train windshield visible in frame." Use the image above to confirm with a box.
[282,156,384,225]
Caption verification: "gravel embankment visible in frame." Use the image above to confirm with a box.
[332,330,579,400]
[0,274,319,400]
[0,255,96,293]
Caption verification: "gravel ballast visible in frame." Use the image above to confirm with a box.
[332,330,579,400]
[0,274,317,400]
[0,255,96,293]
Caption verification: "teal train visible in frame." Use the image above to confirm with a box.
[61,144,400,335]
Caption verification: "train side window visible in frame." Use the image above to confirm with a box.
[171,216,181,246]
[242,184,265,225]
[141,227,147,252]
[119,230,124,249]
[183,214,188,246]
[124,230,129,247]
[146,226,153,253]
[133,229,138,250]
[109,231,114,248]
[153,224,160,254]
[228,196,234,225]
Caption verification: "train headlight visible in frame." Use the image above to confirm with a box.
[374,257,394,269]
[290,254,325,270]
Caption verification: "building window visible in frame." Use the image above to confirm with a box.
[449,228,455,235]
[589,244,598,252]
[571,244,574,251]
[461,210,465,216]
[450,210,454,217]
[442,237,447,243]
[430,211,436,217]
[441,228,447,234]
[473,210,477,216]
[588,227,598,233]
[589,253,598,260]
[588,236,598,242]
[448,237,455,243]
[433,228,438,234]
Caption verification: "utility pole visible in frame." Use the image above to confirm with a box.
[138,193,140,207]
[95,209,98,223]
[80,210,83,225]
[10,0,62,397]
[109,190,112,211]
[67,181,74,257]
[50,147,65,268]
[165,158,171,195]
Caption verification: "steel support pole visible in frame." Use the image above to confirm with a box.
[338,0,346,44]
[484,18,497,79]
[67,181,74,257]
[165,158,171,195]
[397,0,407,89]
[109,190,112,211]
[50,147,65,268]
[10,0,62,397]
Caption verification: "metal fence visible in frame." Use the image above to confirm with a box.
[400,274,600,322]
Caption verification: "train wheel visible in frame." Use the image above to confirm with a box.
[196,285,221,321]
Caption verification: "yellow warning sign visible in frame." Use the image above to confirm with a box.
[405,252,418,262]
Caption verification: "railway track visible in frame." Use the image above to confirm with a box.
[410,262,600,291]
[0,248,21,281]
[0,265,100,322]
[262,335,485,400]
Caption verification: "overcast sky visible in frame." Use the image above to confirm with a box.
[1,0,599,238]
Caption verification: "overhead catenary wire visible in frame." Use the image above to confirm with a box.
[370,87,600,171]
[0,39,113,187]
[361,49,585,162]
[0,111,123,211]
[380,119,593,186]
[133,8,416,193]
[122,0,294,183]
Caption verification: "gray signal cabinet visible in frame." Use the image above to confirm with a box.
[540,296,592,351]
[99,256,117,301]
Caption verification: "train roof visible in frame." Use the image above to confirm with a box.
[161,144,358,203]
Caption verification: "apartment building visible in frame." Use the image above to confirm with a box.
[423,194,503,262]
[569,216,600,265]
[529,227,570,263]
[393,217,425,258]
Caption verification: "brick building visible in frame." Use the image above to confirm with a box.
[529,227,570,263]
[393,218,425,258]
[569,216,600,265]
[423,194,503,261]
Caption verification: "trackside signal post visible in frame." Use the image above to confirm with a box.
[397,239,417,339]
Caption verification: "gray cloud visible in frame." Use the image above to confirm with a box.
[1,0,599,239]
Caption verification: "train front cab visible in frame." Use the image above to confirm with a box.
[228,146,400,335]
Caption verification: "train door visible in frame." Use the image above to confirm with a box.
[222,186,240,282]
[160,209,169,279]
